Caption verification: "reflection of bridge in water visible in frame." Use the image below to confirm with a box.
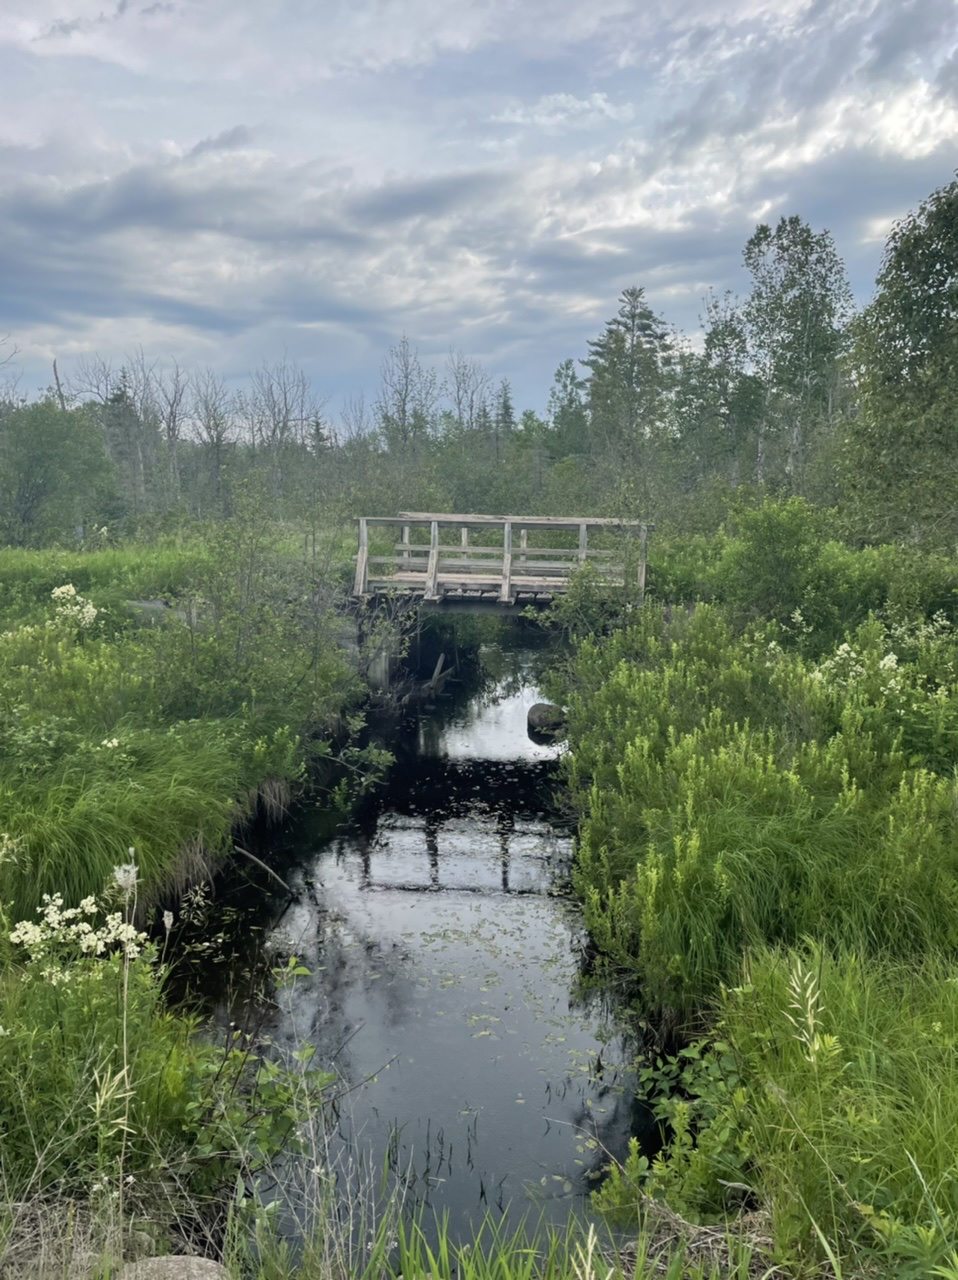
[348,811,567,897]
[353,512,651,608]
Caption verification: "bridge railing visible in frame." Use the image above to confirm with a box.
[353,513,650,604]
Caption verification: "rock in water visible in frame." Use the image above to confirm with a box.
[527,702,567,741]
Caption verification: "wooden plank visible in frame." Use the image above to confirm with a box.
[435,558,573,573]
[396,512,649,527]
[399,543,582,557]
[500,521,513,603]
[353,518,369,595]
[431,576,504,589]
[430,653,446,688]
[367,573,432,585]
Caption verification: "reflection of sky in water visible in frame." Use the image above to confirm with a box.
[265,659,639,1236]
[425,658,561,762]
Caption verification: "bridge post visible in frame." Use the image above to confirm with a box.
[578,522,587,562]
[500,520,513,603]
[425,520,441,600]
[353,518,369,596]
[638,524,648,601]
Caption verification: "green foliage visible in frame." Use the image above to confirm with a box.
[565,602,958,1011]
[602,947,958,1275]
[0,879,333,1200]
[715,497,823,624]
[649,500,958,651]
[564,568,958,1274]
[843,176,958,544]
[0,400,117,547]
[595,1037,751,1229]
[0,525,371,918]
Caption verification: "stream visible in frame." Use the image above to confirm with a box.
[222,633,646,1239]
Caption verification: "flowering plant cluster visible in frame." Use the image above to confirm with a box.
[9,891,147,967]
[8,863,149,989]
[49,582,98,631]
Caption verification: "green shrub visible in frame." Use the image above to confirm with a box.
[564,604,958,1011]
[0,870,332,1200]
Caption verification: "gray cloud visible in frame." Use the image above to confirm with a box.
[39,0,135,41]
[346,170,516,226]
[188,125,254,158]
[492,92,634,130]
[1,0,957,410]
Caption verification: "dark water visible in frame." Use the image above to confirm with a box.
[258,646,645,1235]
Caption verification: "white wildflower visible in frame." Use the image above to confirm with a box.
[112,863,139,900]
[162,910,174,933]
[878,653,899,671]
[9,920,44,949]
[50,583,98,631]
[41,966,71,987]
[101,738,120,749]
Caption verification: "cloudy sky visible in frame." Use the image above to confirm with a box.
[1,0,956,417]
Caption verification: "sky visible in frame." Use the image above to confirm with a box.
[1,0,956,419]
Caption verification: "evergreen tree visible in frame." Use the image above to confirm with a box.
[581,287,672,463]
[546,360,589,459]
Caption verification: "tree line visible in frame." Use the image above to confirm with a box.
[2,173,956,547]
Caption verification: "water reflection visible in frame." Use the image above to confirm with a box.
[264,655,643,1238]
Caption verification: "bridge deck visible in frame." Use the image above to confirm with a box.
[353,513,650,605]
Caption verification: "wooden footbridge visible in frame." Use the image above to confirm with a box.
[353,513,650,608]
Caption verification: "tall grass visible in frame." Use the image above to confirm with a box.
[0,536,364,918]
[723,945,958,1274]
[0,720,295,915]
[596,946,958,1276]
[558,587,958,1274]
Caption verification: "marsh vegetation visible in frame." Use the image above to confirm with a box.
[2,177,958,1277]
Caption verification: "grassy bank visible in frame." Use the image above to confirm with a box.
[0,526,394,1266]
[0,524,370,918]
[552,506,958,1276]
